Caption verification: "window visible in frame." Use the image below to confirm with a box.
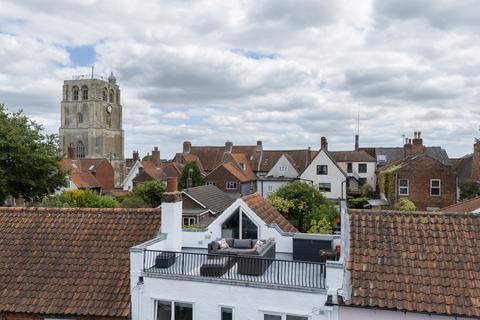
[399,179,408,196]
[431,179,441,196]
[359,178,367,187]
[267,185,273,191]
[183,217,196,226]
[81,86,88,100]
[103,89,108,101]
[347,163,352,173]
[263,313,308,320]
[316,165,328,175]
[358,163,367,173]
[221,208,258,239]
[220,306,233,320]
[109,89,114,103]
[319,183,331,192]
[206,181,216,186]
[226,181,237,190]
[279,165,288,173]
[156,300,193,320]
[72,86,79,100]
[76,141,85,159]
[77,112,83,124]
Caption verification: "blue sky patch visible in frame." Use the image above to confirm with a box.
[67,45,96,66]
[231,48,278,60]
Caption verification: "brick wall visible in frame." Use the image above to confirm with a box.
[204,166,240,195]
[95,160,115,190]
[397,156,456,210]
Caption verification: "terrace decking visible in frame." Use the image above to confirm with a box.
[143,249,326,292]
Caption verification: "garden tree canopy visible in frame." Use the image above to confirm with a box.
[0,104,66,203]
[393,198,417,211]
[179,161,203,189]
[266,181,338,233]
[133,180,166,207]
[42,189,119,208]
[459,179,480,200]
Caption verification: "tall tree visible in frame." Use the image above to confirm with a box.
[179,161,203,189]
[133,180,166,207]
[0,105,66,203]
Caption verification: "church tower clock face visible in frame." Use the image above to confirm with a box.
[106,104,112,114]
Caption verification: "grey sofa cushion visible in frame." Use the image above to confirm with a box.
[233,239,252,249]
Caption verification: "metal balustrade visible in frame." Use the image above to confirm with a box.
[143,249,326,290]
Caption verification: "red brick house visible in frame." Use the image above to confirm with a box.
[204,162,256,198]
[378,132,456,211]
[0,207,160,320]
[451,140,480,186]
[61,158,115,192]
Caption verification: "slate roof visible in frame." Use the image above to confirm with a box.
[0,207,160,319]
[439,196,480,212]
[255,149,316,173]
[330,150,376,162]
[373,147,451,166]
[242,193,298,233]
[183,185,235,214]
[345,209,480,318]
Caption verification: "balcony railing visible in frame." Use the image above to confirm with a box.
[143,250,326,290]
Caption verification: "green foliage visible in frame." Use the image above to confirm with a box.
[266,181,338,233]
[182,224,207,230]
[393,198,416,211]
[378,168,398,206]
[308,217,334,234]
[460,179,480,200]
[179,161,203,189]
[133,180,166,207]
[42,189,119,208]
[360,184,374,198]
[120,194,150,208]
[347,196,369,209]
[0,104,67,203]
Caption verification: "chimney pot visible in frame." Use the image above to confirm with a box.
[256,140,263,152]
[355,134,359,150]
[132,150,140,162]
[321,136,328,151]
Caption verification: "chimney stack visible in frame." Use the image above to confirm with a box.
[225,141,233,153]
[472,139,480,181]
[132,150,140,162]
[321,137,328,151]
[152,147,161,167]
[354,134,359,150]
[161,177,183,252]
[256,140,263,152]
[183,141,192,154]
[404,131,425,157]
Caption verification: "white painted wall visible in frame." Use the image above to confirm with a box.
[336,162,376,191]
[132,276,336,320]
[339,306,471,320]
[122,160,141,191]
[257,180,291,197]
[300,150,346,200]
[267,154,299,178]
[161,200,183,252]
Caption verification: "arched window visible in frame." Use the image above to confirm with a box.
[109,89,114,103]
[72,86,79,101]
[77,112,83,124]
[103,89,108,101]
[76,141,85,159]
[82,86,88,100]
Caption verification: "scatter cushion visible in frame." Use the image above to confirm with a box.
[218,238,230,249]
[254,240,265,250]
[233,239,253,249]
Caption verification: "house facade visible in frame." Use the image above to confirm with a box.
[204,162,256,198]
[257,154,300,197]
[60,158,115,193]
[130,178,345,320]
[330,150,376,193]
[300,137,347,200]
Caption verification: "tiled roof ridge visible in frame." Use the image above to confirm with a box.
[349,208,477,217]
[439,196,480,212]
[0,207,160,213]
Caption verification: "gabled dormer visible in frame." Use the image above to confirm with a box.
[266,154,299,178]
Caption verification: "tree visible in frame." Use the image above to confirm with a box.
[120,194,150,208]
[0,104,67,203]
[393,198,416,211]
[460,179,480,200]
[42,189,119,208]
[266,181,338,232]
[179,161,203,189]
[133,180,166,207]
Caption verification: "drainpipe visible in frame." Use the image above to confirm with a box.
[341,179,347,201]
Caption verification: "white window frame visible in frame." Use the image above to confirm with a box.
[399,179,409,196]
[226,181,237,190]
[430,179,441,196]
[183,217,196,226]
[219,305,235,320]
[154,299,194,320]
[318,183,331,193]
[260,311,309,320]
[279,165,288,173]
[206,181,216,186]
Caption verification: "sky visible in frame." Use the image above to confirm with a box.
[0,0,479,159]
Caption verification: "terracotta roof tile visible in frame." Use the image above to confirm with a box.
[330,150,376,162]
[0,207,161,318]
[439,197,480,212]
[243,193,298,233]
[345,209,480,318]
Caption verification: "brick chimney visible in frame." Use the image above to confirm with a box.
[225,141,233,153]
[152,147,161,167]
[256,140,263,152]
[132,150,140,162]
[321,137,328,151]
[472,140,480,181]
[404,131,425,157]
[355,134,359,150]
[183,141,191,154]
[161,177,183,252]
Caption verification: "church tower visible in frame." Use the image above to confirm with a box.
[59,72,125,187]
